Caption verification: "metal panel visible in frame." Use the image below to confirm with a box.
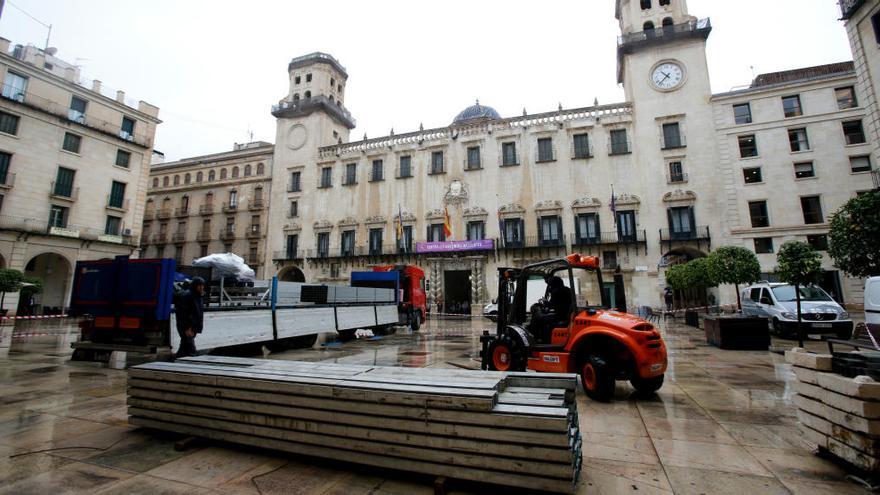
[376,304,399,326]
[336,305,378,330]
[275,307,337,338]
[171,309,274,350]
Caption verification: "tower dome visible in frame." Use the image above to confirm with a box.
[452,100,501,124]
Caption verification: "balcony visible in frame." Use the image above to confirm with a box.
[272,249,302,261]
[155,208,172,220]
[248,199,265,211]
[174,207,190,217]
[139,235,151,247]
[171,232,187,244]
[219,228,237,241]
[222,203,238,213]
[49,182,79,202]
[107,198,130,212]
[572,144,593,160]
[68,109,86,124]
[659,225,712,252]
[287,182,302,193]
[499,153,520,167]
[661,134,687,150]
[246,225,262,238]
[152,232,168,244]
[271,94,356,129]
[196,230,212,242]
[463,158,482,171]
[668,172,689,184]
[535,147,557,163]
[608,140,632,156]
[618,18,712,55]
[840,0,866,19]
[0,214,134,245]
[569,230,649,248]
[244,253,263,265]
[199,204,214,215]
[498,236,565,250]
[0,172,15,189]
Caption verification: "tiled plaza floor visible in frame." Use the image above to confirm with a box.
[0,316,870,494]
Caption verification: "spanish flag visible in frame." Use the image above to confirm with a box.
[443,206,453,240]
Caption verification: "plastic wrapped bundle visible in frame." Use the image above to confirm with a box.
[192,253,255,281]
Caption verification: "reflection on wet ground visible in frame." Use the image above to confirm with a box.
[0,317,870,494]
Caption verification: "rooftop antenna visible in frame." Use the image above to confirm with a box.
[6,1,53,49]
[750,65,756,80]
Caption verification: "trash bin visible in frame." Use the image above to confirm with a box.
[685,310,700,328]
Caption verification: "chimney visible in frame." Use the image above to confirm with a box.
[0,38,10,54]
[33,51,46,69]
[64,67,77,82]
[116,90,125,103]
[92,80,102,93]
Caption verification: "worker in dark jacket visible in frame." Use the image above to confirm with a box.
[529,276,572,344]
[175,276,205,359]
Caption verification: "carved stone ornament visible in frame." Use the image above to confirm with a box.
[395,211,417,223]
[535,200,563,212]
[615,193,641,207]
[426,208,446,220]
[498,203,525,215]
[283,222,302,232]
[365,215,387,225]
[313,219,333,230]
[662,189,697,203]
[338,216,359,227]
[444,179,469,206]
[571,197,602,210]
[463,206,488,218]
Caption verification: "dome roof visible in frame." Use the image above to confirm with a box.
[453,101,501,124]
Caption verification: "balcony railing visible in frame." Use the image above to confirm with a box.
[618,18,712,54]
[840,0,866,19]
[272,249,302,261]
[196,229,212,242]
[535,147,557,163]
[155,208,172,220]
[219,228,237,240]
[287,182,302,193]
[499,153,520,167]
[572,144,593,159]
[171,232,187,243]
[271,94,356,128]
[0,172,15,188]
[668,172,689,184]
[661,134,687,150]
[246,225,262,238]
[222,203,238,213]
[248,199,265,210]
[0,214,134,245]
[608,140,632,156]
[152,232,168,244]
[244,253,263,265]
[49,181,79,201]
[199,204,214,215]
[569,230,649,247]
[463,158,482,171]
[659,225,711,243]
[498,236,566,250]
[0,83,153,148]
[106,198,130,211]
[174,207,190,217]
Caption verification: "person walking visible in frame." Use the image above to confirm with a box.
[175,276,205,359]
[664,288,674,312]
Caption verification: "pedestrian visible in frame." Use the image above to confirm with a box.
[175,276,205,359]
[664,288,674,312]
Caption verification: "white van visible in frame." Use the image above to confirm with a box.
[866,277,880,332]
[741,282,853,339]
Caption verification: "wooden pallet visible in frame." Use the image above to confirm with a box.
[127,357,581,493]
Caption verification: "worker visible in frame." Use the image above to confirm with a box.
[175,276,205,359]
[529,276,572,344]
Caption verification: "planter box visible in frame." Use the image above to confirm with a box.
[703,316,769,350]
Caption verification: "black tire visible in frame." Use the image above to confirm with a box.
[292,334,318,348]
[487,311,498,322]
[769,318,779,336]
[486,334,527,372]
[337,329,357,341]
[837,328,852,340]
[580,355,615,402]
[631,374,664,395]
[411,311,421,332]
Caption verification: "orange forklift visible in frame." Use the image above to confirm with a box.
[480,254,667,401]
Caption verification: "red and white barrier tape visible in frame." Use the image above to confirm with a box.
[1,314,69,321]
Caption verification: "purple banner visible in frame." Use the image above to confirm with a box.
[416,239,494,254]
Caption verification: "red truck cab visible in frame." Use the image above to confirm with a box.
[370,265,427,329]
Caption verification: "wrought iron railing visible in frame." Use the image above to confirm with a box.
[668,172,689,184]
[618,18,712,52]
[839,0,866,19]
[569,230,648,247]
[0,214,134,245]
[659,225,711,242]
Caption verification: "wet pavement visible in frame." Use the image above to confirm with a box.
[0,316,871,494]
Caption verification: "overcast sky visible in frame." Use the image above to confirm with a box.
[0,0,853,161]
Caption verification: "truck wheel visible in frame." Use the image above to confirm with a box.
[337,329,357,341]
[581,355,615,402]
[630,374,664,395]
[410,311,421,332]
[292,334,318,348]
[487,335,526,372]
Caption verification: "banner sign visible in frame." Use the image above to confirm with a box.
[415,239,494,254]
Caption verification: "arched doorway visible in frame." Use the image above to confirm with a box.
[661,247,709,309]
[277,266,305,283]
[23,253,71,315]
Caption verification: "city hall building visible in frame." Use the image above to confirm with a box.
[147,0,879,313]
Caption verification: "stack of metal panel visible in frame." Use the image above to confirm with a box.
[127,356,581,493]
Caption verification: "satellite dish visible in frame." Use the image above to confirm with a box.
[45,47,58,56]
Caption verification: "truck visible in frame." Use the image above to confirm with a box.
[351,264,427,331]
[69,256,402,362]
[480,254,668,402]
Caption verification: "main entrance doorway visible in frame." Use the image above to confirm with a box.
[443,270,472,315]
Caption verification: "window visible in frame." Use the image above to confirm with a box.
[502,218,523,247]
[843,120,867,144]
[610,129,630,155]
[306,73,312,83]
[874,12,880,44]
[0,111,19,135]
[836,86,857,110]
[121,117,135,140]
[661,122,684,149]
[573,133,591,158]
[208,170,215,181]
[286,234,298,258]
[794,162,815,179]
[330,77,336,88]
[644,21,655,31]
[640,0,651,9]
[371,159,384,181]
[602,251,618,270]
[466,146,481,169]
[304,90,311,99]
[320,167,332,188]
[850,155,872,173]
[289,171,301,192]
[220,168,227,179]
[738,135,758,158]
[200,244,208,258]
[115,149,131,168]
[782,95,802,118]
[196,171,203,182]
[748,201,769,228]
[754,238,774,254]
[430,151,444,174]
[399,155,412,177]
[538,216,561,245]
[662,16,674,27]
[575,213,600,243]
[152,178,158,188]
[244,164,252,176]
[48,205,68,228]
[807,234,829,251]
[668,161,685,183]
[466,221,485,241]
[733,103,752,125]
[184,173,191,184]
[742,167,762,184]
[54,167,76,197]
[289,200,298,217]
[105,215,121,235]
[501,142,518,166]
[659,0,670,5]
[537,138,555,162]
[369,228,383,255]
[69,95,87,123]
[62,132,82,153]
[344,163,357,185]
[399,225,413,253]
[231,166,239,178]
[228,190,238,208]
[173,175,180,186]
[109,181,126,208]
[428,223,445,242]
[1,71,27,101]
[788,128,810,152]
[295,75,301,85]
[293,93,300,102]
[257,163,264,175]
[668,206,695,239]
[0,152,9,185]
[617,210,636,242]
[801,196,823,224]
[163,176,169,187]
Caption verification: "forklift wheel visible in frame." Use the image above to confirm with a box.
[487,335,525,372]
[581,355,615,402]
[630,374,664,396]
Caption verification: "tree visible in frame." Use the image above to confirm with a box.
[0,269,24,313]
[828,190,880,278]
[776,241,823,347]
[665,259,715,308]
[706,246,762,310]
[665,263,689,291]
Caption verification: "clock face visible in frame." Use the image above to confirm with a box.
[652,62,685,90]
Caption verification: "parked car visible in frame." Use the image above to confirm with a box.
[483,300,498,322]
[866,277,880,333]
[741,282,853,340]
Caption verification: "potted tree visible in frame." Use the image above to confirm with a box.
[706,245,762,311]
[0,269,24,317]
[776,241,823,348]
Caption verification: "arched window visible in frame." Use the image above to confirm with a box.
[184,173,191,184]
[208,170,216,181]
[659,0,671,6]
[293,93,300,102]
[304,90,311,99]
[244,164,252,176]
[163,176,169,187]
[662,17,674,27]
[152,177,159,188]
[337,100,342,107]
[640,0,652,9]
[196,171,203,182]
[220,169,227,179]
[643,21,655,31]
[329,95,335,103]
[173,175,180,186]
[256,163,265,175]
[181,195,189,208]
[231,166,239,178]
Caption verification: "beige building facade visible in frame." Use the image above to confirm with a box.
[142,142,273,278]
[0,40,160,316]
